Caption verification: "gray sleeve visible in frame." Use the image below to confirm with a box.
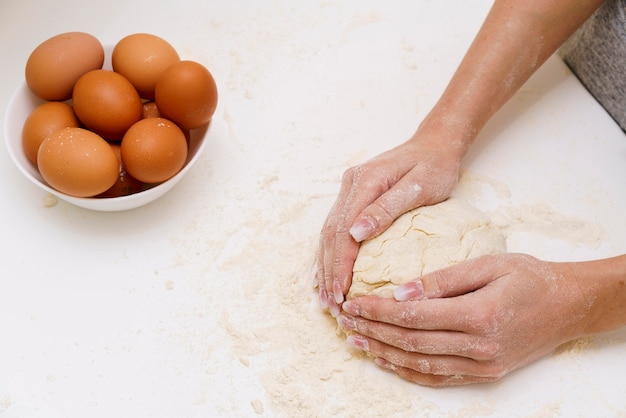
[559,0,626,131]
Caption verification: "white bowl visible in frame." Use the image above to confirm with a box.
[3,44,209,212]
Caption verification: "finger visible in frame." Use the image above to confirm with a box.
[317,205,337,303]
[322,165,388,305]
[349,152,459,244]
[394,254,508,301]
[317,240,343,316]
[317,172,356,306]
[349,174,426,244]
[374,358,499,387]
[315,235,328,308]
[343,294,485,332]
[347,334,505,382]
[338,314,495,360]
[313,253,330,310]
[329,228,360,305]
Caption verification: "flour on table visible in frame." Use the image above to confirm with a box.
[348,198,507,299]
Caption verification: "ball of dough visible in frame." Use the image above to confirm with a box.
[348,198,507,299]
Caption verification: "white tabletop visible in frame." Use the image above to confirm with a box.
[1,1,625,417]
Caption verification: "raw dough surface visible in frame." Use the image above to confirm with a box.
[348,198,507,299]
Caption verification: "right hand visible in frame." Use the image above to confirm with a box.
[316,129,465,316]
[337,253,592,386]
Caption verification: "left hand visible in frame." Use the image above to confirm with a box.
[315,132,462,317]
[337,253,590,386]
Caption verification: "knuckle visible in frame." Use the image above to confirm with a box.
[320,221,335,238]
[481,360,509,380]
[397,306,423,328]
[365,200,394,226]
[430,269,450,297]
[322,271,332,290]
[342,160,365,188]
[468,305,500,334]
[474,339,502,360]
[397,334,421,352]
[346,164,386,191]
[413,358,432,374]
[341,165,358,184]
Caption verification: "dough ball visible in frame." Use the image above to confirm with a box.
[348,198,507,299]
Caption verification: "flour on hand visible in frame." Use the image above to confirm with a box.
[348,198,507,299]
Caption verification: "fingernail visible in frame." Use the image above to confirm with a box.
[328,298,340,318]
[342,301,359,316]
[374,357,396,371]
[337,314,356,330]
[333,281,344,304]
[349,217,375,242]
[393,280,425,301]
[319,287,328,309]
[347,335,369,351]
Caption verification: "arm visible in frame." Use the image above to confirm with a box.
[316,0,606,313]
[568,255,626,335]
[420,0,606,146]
[338,254,626,386]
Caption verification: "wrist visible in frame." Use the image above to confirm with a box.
[562,255,626,336]
[415,101,482,157]
[408,112,475,167]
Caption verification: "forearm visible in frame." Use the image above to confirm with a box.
[416,0,605,154]
[567,254,626,336]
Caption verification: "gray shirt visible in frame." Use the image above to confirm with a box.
[560,0,626,131]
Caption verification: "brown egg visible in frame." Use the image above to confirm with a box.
[142,101,161,118]
[37,127,119,197]
[25,32,104,101]
[112,33,180,100]
[154,60,218,130]
[22,102,80,166]
[121,117,188,184]
[72,69,143,141]
[97,143,145,198]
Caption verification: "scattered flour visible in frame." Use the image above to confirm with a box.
[250,399,264,415]
[156,151,616,418]
[43,193,57,208]
[554,336,594,357]
[212,170,608,416]
[455,170,606,260]
[0,395,12,413]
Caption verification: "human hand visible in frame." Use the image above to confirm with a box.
[337,253,590,386]
[316,132,463,316]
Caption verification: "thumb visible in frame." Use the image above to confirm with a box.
[394,255,503,301]
[349,179,425,243]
